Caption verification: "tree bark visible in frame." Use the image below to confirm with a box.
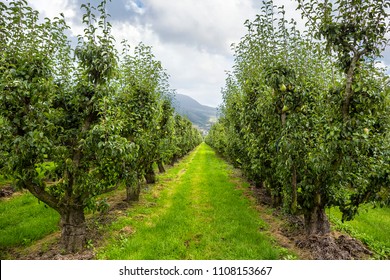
[24,182,60,213]
[303,194,330,235]
[342,54,359,122]
[60,206,86,253]
[255,180,264,189]
[157,160,165,173]
[144,164,156,184]
[170,155,178,166]
[281,112,286,127]
[291,166,298,214]
[126,181,141,202]
[271,193,282,208]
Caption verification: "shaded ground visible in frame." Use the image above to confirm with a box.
[0,186,15,198]
[8,189,129,260]
[251,185,373,260]
[296,234,371,260]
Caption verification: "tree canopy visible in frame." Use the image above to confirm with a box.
[206,0,390,235]
[0,0,202,252]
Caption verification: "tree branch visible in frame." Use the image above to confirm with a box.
[24,182,61,213]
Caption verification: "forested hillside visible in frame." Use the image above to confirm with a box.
[173,94,217,133]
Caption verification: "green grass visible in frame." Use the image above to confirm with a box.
[0,192,60,257]
[97,143,282,260]
[329,205,390,259]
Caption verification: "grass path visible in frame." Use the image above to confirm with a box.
[97,143,282,259]
[2,143,387,259]
[0,192,60,259]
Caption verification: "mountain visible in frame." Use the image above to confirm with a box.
[173,94,218,133]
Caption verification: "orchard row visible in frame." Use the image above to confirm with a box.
[0,0,202,252]
[206,0,390,235]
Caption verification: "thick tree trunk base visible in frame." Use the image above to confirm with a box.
[126,182,141,202]
[170,155,178,166]
[304,206,330,236]
[145,168,156,184]
[60,208,86,253]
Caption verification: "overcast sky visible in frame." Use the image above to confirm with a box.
[27,0,390,108]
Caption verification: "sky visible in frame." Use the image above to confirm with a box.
[26,0,390,108]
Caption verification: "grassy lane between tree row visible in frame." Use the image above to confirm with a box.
[96,143,284,259]
[1,143,389,259]
[0,193,60,259]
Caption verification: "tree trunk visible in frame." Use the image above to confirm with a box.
[126,181,141,202]
[342,54,359,122]
[281,112,286,127]
[60,207,86,253]
[291,166,298,214]
[170,155,178,166]
[145,165,156,184]
[252,173,264,189]
[157,160,165,173]
[255,181,264,189]
[303,194,330,235]
[271,193,282,208]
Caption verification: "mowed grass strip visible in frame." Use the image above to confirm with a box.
[97,143,280,259]
[0,192,60,257]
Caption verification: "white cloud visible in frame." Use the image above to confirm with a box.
[28,0,78,19]
[27,0,84,38]
[110,26,233,106]
[125,0,259,106]
[124,0,145,15]
[143,0,257,55]
[151,43,233,107]
[25,0,390,107]
[110,21,155,50]
[27,0,259,107]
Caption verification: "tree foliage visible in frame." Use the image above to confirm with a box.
[0,0,202,252]
[207,0,390,235]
